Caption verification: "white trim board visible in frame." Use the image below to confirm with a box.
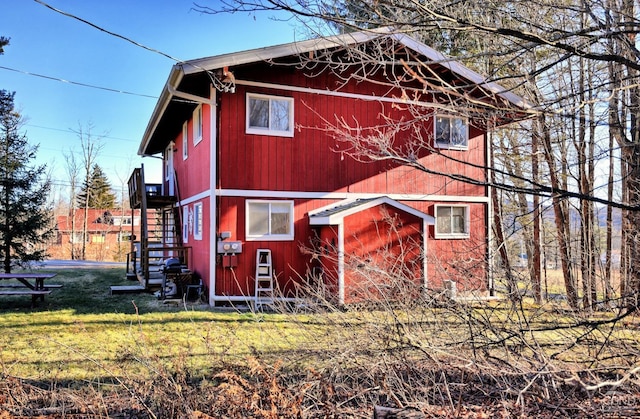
[217,188,489,203]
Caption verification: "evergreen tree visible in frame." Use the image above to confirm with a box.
[77,164,117,209]
[0,36,9,55]
[0,90,54,272]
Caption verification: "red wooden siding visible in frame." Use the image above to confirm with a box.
[420,201,487,290]
[166,60,491,300]
[216,197,336,299]
[216,71,486,197]
[341,205,424,304]
[169,104,212,200]
[215,196,486,301]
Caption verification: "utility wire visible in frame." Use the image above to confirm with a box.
[0,65,158,99]
[33,0,222,88]
[34,0,188,65]
[25,124,138,142]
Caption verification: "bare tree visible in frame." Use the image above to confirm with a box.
[73,123,104,260]
[63,149,80,259]
[196,0,640,308]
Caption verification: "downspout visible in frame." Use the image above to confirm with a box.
[486,131,494,296]
[338,222,345,305]
[422,219,429,294]
[209,86,218,307]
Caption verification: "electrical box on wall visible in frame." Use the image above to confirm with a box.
[217,241,242,254]
[222,254,238,268]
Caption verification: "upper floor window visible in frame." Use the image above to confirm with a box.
[246,200,294,241]
[246,93,294,137]
[435,116,468,149]
[182,121,188,160]
[193,105,203,145]
[435,205,469,239]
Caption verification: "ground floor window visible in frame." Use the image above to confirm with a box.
[435,205,469,238]
[246,200,294,241]
[183,206,189,243]
[194,202,203,240]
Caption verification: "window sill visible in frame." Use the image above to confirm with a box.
[435,143,468,151]
[434,233,470,240]
[246,128,294,138]
[246,235,294,242]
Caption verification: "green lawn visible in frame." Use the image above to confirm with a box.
[1,266,639,417]
[0,267,333,382]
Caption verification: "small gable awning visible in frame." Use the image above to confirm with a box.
[308,196,435,226]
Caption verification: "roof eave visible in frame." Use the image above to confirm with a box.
[138,65,185,156]
[391,33,531,111]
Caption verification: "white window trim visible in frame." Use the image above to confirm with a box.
[182,120,188,160]
[193,202,203,241]
[434,115,469,150]
[182,206,189,244]
[246,93,294,137]
[246,200,295,241]
[164,142,173,181]
[193,105,203,145]
[434,204,470,239]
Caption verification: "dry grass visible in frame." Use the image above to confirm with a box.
[0,266,639,417]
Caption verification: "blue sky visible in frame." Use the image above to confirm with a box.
[2,0,300,203]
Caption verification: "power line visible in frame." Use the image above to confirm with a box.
[25,124,138,142]
[34,0,188,65]
[0,65,158,99]
[33,0,219,86]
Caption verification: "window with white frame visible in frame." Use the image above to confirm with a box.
[246,200,294,241]
[193,202,203,240]
[182,206,189,244]
[246,93,294,137]
[435,205,469,238]
[193,105,203,145]
[182,120,188,160]
[435,116,468,149]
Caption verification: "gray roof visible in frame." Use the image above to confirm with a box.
[139,27,531,156]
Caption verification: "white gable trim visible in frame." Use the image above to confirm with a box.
[308,196,435,225]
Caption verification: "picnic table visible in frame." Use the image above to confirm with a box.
[0,273,60,307]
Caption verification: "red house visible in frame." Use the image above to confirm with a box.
[127,28,527,306]
[52,209,138,262]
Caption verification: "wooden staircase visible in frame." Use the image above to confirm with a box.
[123,165,190,290]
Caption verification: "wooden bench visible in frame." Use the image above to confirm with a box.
[0,289,52,307]
[0,273,59,307]
[0,290,51,295]
[0,284,62,289]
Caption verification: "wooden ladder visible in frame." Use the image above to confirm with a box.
[254,249,274,311]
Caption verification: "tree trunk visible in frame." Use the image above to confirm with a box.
[621,141,640,307]
[531,121,542,304]
[537,114,579,309]
[491,180,517,300]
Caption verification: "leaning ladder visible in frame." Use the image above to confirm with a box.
[254,249,274,311]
